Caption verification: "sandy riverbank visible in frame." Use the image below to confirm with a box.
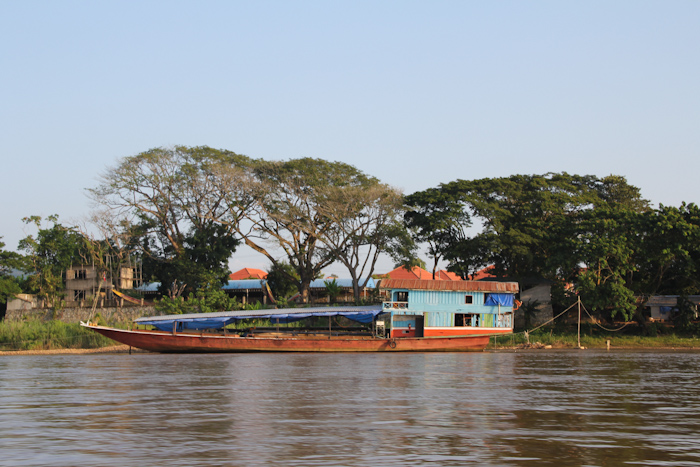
[0,345,149,356]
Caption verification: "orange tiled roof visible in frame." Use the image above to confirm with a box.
[471,266,496,281]
[229,268,268,280]
[383,266,462,281]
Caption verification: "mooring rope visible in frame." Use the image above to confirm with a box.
[579,301,631,332]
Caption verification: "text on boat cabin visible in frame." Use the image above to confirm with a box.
[380,279,519,338]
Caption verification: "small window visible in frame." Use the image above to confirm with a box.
[396,291,408,302]
[74,290,86,301]
[465,295,473,304]
[76,269,87,280]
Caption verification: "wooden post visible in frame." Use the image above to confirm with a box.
[577,296,582,348]
[328,316,332,340]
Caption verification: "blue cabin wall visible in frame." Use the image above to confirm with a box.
[389,289,512,328]
[391,289,507,314]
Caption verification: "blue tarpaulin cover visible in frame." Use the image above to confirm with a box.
[484,293,515,307]
[135,306,384,330]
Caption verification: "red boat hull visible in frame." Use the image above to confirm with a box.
[84,325,493,352]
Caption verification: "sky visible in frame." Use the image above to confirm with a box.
[1,0,699,277]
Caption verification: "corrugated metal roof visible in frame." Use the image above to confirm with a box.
[309,278,376,289]
[645,295,700,307]
[379,279,519,293]
[222,279,266,290]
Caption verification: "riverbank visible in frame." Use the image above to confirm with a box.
[487,328,700,350]
[0,345,140,356]
[3,319,700,352]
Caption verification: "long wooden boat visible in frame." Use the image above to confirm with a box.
[81,323,491,352]
[81,279,518,353]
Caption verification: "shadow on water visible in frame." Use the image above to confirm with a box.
[2,350,700,466]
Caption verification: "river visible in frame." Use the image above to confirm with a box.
[1,350,700,466]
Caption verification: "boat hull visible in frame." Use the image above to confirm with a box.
[83,325,493,353]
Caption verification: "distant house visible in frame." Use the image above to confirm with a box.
[380,266,462,281]
[645,295,700,321]
[306,278,377,303]
[222,279,270,305]
[229,268,268,280]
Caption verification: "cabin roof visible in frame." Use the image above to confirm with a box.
[379,279,519,293]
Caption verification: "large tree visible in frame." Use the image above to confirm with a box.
[404,187,472,279]
[89,146,253,295]
[314,171,406,301]
[235,158,345,303]
[634,202,700,296]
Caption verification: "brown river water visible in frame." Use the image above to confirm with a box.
[1,350,700,466]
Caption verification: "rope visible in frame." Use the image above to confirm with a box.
[580,301,631,332]
[518,300,580,335]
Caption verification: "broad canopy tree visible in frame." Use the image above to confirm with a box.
[405,173,656,321]
[237,158,406,303]
[89,146,253,296]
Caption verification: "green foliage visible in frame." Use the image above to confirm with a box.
[404,187,472,277]
[324,278,341,303]
[266,261,299,300]
[0,238,24,304]
[142,221,238,296]
[672,295,697,330]
[18,215,88,305]
[154,274,241,314]
[0,320,118,350]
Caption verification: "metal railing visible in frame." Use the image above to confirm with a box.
[382,301,409,310]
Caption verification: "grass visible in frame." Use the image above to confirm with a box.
[488,323,700,349]
[0,320,121,351]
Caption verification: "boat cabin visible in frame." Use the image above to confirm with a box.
[379,279,519,338]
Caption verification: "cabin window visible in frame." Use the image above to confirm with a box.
[75,269,87,280]
[465,295,473,304]
[74,290,86,301]
[455,313,479,327]
[395,291,408,302]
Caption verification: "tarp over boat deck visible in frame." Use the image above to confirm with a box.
[134,305,384,331]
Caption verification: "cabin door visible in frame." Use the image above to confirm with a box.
[414,315,424,337]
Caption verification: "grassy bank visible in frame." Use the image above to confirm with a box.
[489,324,700,349]
[0,320,119,351]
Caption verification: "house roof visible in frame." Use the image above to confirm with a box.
[435,270,462,281]
[229,268,268,280]
[308,278,376,289]
[379,279,519,293]
[470,266,497,281]
[382,266,462,281]
[222,279,266,291]
[644,295,700,307]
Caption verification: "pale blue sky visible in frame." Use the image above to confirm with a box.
[2,1,699,275]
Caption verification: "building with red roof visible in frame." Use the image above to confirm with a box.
[381,266,462,281]
[229,268,268,280]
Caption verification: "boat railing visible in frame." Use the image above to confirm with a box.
[383,301,409,310]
